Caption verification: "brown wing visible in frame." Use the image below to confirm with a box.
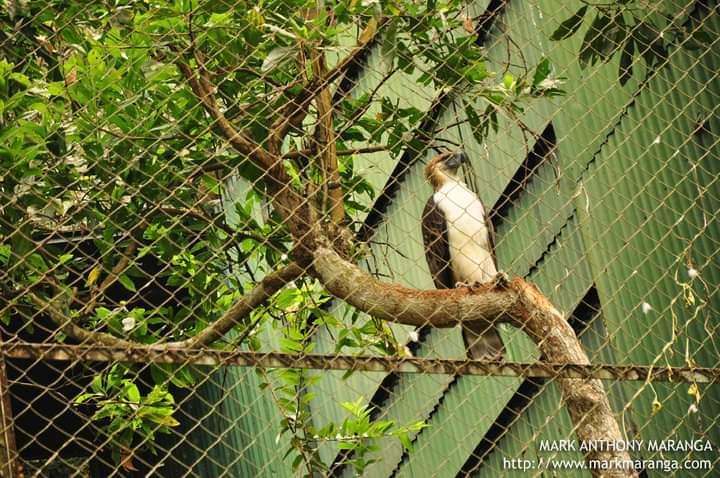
[484,200,498,270]
[421,196,454,289]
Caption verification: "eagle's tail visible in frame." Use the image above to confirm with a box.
[462,324,505,360]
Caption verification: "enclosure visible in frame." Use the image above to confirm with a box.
[0,0,718,477]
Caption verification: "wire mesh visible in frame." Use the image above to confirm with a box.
[0,0,718,476]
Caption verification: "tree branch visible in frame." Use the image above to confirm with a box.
[175,61,276,170]
[27,290,135,348]
[283,145,388,161]
[177,18,386,250]
[310,47,344,225]
[311,246,635,477]
[176,60,314,247]
[175,262,305,348]
[268,17,389,156]
[28,261,304,350]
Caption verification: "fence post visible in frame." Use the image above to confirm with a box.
[0,348,19,478]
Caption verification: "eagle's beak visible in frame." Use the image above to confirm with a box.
[445,151,467,169]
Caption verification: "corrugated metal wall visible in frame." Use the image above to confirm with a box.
[185,0,719,475]
[314,0,720,476]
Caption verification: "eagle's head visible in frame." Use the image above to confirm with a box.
[424,151,468,190]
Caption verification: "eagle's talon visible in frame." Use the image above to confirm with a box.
[455,280,487,290]
[493,271,510,287]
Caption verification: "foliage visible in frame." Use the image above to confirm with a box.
[550,1,713,84]
[0,0,566,473]
[74,364,179,466]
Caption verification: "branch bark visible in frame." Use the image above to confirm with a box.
[176,61,314,247]
[311,246,635,477]
[310,47,343,225]
[28,260,303,351]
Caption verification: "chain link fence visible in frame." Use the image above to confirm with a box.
[0,0,718,476]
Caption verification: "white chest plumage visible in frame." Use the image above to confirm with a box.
[434,181,497,283]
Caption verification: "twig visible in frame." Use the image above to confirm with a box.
[268,17,390,154]
[79,241,138,317]
[27,290,134,347]
[179,262,304,348]
[335,67,398,141]
[283,145,388,160]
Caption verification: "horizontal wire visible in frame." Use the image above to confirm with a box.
[2,341,718,384]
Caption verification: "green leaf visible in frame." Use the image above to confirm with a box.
[274,288,300,309]
[201,174,220,194]
[291,454,304,471]
[124,383,141,403]
[47,81,66,96]
[464,102,486,144]
[0,245,10,265]
[550,6,587,41]
[691,30,712,46]
[9,72,30,88]
[503,72,514,89]
[27,253,48,273]
[463,61,488,83]
[118,274,137,292]
[532,57,551,87]
[579,14,611,68]
[91,374,105,394]
[398,432,413,451]
[58,253,74,265]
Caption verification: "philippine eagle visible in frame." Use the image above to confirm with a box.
[421,151,505,359]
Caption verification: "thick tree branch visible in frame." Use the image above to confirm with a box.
[177,61,314,247]
[311,246,635,477]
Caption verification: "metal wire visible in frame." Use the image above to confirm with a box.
[0,0,718,476]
